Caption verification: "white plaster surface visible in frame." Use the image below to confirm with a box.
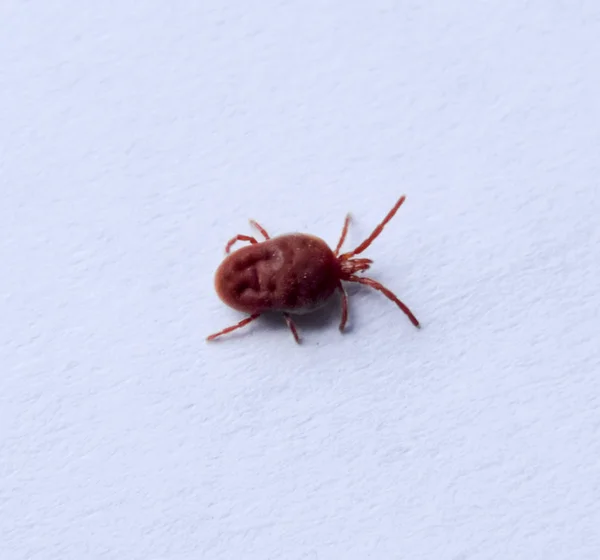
[2,1,600,559]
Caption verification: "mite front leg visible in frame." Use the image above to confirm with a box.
[334,213,351,256]
[282,312,301,343]
[344,195,407,258]
[338,284,349,332]
[225,235,259,254]
[348,275,420,328]
[206,313,262,341]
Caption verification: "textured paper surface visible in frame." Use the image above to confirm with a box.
[2,1,600,558]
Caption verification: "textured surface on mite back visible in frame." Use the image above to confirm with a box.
[215,234,340,313]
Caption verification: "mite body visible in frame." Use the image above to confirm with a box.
[215,234,340,315]
[207,195,420,343]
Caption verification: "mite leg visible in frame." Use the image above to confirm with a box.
[206,313,262,341]
[345,195,406,258]
[334,213,351,256]
[282,312,301,343]
[225,235,259,254]
[249,220,270,240]
[348,275,420,328]
[338,284,349,332]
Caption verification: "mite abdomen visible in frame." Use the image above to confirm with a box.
[215,234,340,314]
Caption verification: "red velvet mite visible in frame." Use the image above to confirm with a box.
[207,195,420,343]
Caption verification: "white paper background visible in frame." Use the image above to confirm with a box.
[2,1,600,559]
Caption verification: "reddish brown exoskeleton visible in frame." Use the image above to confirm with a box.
[207,195,420,343]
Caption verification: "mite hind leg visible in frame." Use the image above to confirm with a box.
[225,235,259,254]
[224,220,270,253]
[249,220,270,240]
[206,313,262,341]
[283,312,301,343]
